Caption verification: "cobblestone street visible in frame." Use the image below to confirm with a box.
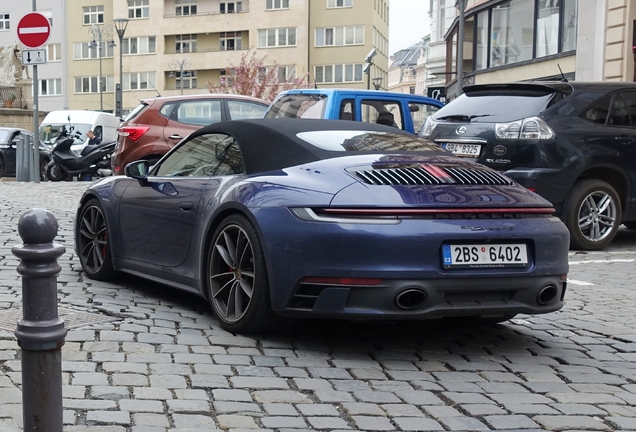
[0,180,636,431]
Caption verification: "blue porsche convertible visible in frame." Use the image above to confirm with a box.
[75,119,569,333]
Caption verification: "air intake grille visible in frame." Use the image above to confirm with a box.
[355,165,514,186]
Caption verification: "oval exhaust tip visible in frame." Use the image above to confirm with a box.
[395,289,427,310]
[537,284,558,305]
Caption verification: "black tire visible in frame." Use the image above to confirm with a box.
[207,214,286,333]
[563,179,620,250]
[40,159,48,181]
[46,163,67,182]
[76,199,115,281]
[0,156,5,178]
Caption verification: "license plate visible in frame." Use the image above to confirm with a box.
[442,143,481,157]
[442,243,528,268]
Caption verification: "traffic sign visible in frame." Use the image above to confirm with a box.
[17,13,51,48]
[21,49,46,66]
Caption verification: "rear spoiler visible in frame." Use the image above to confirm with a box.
[463,82,573,97]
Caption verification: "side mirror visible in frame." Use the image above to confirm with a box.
[409,104,420,112]
[124,160,150,183]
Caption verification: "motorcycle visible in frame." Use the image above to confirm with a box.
[45,130,116,182]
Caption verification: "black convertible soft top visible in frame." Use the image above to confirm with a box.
[185,118,413,174]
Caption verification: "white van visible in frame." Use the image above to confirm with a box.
[39,110,121,154]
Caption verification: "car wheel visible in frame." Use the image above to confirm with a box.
[207,214,285,333]
[563,179,620,250]
[76,199,115,281]
[46,164,67,182]
[0,156,5,178]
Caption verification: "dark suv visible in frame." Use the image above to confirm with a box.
[421,81,636,250]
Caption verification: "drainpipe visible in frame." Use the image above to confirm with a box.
[457,0,465,95]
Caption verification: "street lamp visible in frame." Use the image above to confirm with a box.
[169,58,191,95]
[88,24,115,112]
[372,77,383,90]
[113,18,129,117]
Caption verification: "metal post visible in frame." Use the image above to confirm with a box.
[113,18,129,118]
[12,208,66,432]
[32,0,39,183]
[457,0,465,96]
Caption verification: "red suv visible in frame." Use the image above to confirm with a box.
[112,94,268,175]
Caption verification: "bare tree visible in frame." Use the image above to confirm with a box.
[207,48,311,102]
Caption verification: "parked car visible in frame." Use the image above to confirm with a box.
[0,127,48,180]
[421,81,636,250]
[39,110,121,155]
[111,94,269,175]
[265,88,443,134]
[76,119,569,334]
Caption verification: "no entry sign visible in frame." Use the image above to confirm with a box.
[17,13,51,48]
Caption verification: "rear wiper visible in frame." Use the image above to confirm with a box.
[437,114,492,122]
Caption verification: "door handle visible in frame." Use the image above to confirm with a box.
[179,201,194,211]
[169,134,183,140]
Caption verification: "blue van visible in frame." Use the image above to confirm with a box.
[265,88,444,134]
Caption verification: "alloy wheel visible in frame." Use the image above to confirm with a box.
[78,204,109,274]
[577,190,617,243]
[209,224,255,323]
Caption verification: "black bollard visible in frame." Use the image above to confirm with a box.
[12,208,67,432]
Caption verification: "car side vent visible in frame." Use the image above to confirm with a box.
[355,165,514,186]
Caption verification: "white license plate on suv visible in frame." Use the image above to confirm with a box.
[442,143,481,157]
[442,244,528,268]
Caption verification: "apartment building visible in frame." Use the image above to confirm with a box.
[31,0,389,114]
[0,2,66,112]
[434,0,635,100]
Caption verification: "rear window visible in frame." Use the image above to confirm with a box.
[435,92,561,123]
[266,94,327,119]
[296,130,445,152]
[122,102,147,123]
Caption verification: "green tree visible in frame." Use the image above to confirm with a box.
[207,48,311,102]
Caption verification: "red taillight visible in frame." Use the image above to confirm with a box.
[527,187,537,192]
[300,277,382,286]
[118,126,150,142]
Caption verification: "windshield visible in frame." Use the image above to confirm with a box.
[39,123,91,145]
[297,130,445,152]
[434,92,558,123]
[266,94,327,119]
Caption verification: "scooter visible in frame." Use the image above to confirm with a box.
[45,130,116,182]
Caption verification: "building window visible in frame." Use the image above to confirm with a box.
[258,65,296,83]
[561,0,577,52]
[220,32,242,51]
[175,0,197,16]
[475,11,488,70]
[0,13,9,31]
[47,43,62,62]
[266,0,289,9]
[314,64,363,83]
[123,72,157,90]
[258,28,296,47]
[128,0,149,19]
[221,1,242,13]
[40,78,62,96]
[315,26,364,46]
[41,10,53,26]
[176,70,197,90]
[176,35,197,53]
[73,41,114,60]
[122,36,156,55]
[438,0,445,39]
[74,76,114,93]
[83,6,104,25]
[327,0,352,8]
[536,0,559,57]
[490,0,533,67]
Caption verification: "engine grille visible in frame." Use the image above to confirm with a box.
[355,166,514,186]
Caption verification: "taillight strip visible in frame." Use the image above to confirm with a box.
[321,207,555,215]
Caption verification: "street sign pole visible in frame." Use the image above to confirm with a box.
[17,10,50,183]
